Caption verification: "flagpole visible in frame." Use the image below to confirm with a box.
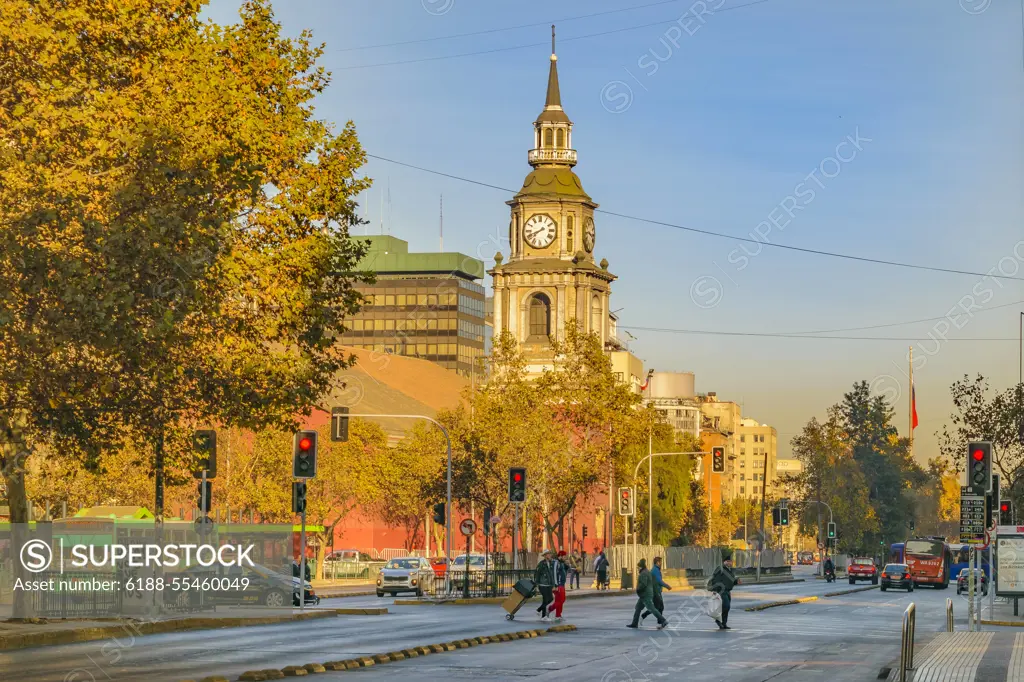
[909,345,914,460]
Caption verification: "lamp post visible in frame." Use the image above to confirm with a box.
[633,450,708,568]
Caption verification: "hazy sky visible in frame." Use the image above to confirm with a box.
[205,0,1023,460]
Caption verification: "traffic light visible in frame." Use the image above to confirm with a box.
[909,520,915,532]
[331,406,349,442]
[772,507,781,526]
[508,467,527,502]
[292,430,318,478]
[192,429,217,478]
[712,446,725,473]
[197,480,212,512]
[967,441,993,497]
[618,487,635,516]
[827,522,836,539]
[780,507,789,526]
[483,507,493,535]
[432,502,445,525]
[582,525,588,538]
[292,481,307,514]
[1001,500,1014,525]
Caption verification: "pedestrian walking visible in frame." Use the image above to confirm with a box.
[627,558,668,630]
[594,549,609,590]
[641,556,671,623]
[534,549,557,620]
[567,552,581,590]
[708,555,739,630]
[552,551,569,619]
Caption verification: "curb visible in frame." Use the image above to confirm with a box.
[219,624,578,682]
[394,588,696,607]
[0,608,383,652]
[981,619,1024,627]
[823,585,879,598]
[744,596,818,612]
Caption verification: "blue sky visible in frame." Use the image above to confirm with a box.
[207,0,1023,459]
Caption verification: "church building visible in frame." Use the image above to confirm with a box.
[489,30,619,377]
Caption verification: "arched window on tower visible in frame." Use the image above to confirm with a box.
[591,295,602,337]
[556,128,565,148]
[528,293,552,340]
[544,128,553,148]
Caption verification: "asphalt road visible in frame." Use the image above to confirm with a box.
[0,567,982,682]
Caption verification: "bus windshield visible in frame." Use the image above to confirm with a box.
[905,539,944,556]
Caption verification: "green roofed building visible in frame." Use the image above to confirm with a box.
[342,235,487,381]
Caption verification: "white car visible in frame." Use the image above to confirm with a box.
[376,557,435,597]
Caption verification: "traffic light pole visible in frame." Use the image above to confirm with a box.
[803,500,833,577]
[299,502,307,613]
[335,413,453,565]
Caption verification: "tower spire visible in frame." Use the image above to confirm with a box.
[545,24,561,109]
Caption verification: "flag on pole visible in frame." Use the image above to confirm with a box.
[911,381,919,430]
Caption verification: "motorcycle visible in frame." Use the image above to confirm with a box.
[824,568,836,583]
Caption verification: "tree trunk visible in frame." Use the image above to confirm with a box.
[2,413,34,619]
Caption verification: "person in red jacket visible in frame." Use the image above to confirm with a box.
[552,551,569,620]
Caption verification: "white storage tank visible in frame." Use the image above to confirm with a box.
[649,371,695,399]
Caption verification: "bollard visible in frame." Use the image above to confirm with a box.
[947,598,954,632]
[899,602,917,682]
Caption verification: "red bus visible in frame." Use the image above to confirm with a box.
[903,537,952,588]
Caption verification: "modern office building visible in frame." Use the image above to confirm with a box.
[735,417,779,500]
[644,371,701,440]
[340,235,487,381]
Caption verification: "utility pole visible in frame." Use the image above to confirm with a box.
[648,429,653,545]
[816,467,824,578]
[757,447,768,581]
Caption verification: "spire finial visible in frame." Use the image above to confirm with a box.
[551,24,556,56]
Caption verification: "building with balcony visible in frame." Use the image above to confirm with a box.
[340,235,487,382]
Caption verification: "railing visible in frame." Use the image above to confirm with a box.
[527,148,577,165]
[899,602,917,682]
[947,597,954,632]
[30,572,122,618]
[427,569,534,600]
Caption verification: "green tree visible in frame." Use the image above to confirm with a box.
[790,408,879,554]
[939,375,1024,507]
[1,1,372,615]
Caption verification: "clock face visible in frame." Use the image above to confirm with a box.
[523,214,557,249]
[583,217,596,252]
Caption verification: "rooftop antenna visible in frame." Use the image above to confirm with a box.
[439,194,444,253]
[551,24,555,55]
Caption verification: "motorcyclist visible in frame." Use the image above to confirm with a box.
[824,555,835,581]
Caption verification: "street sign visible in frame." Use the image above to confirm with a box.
[489,515,501,526]
[331,406,349,442]
[960,489,986,545]
[459,518,477,536]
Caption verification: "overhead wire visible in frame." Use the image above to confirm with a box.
[365,154,1024,283]
[338,0,776,69]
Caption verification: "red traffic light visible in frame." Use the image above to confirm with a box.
[1002,503,1010,512]
[299,437,312,451]
[622,490,630,498]
[972,449,985,461]
[514,473,522,482]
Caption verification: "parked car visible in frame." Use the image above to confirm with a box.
[324,549,360,563]
[376,557,435,597]
[956,568,989,596]
[848,557,878,585]
[880,563,914,592]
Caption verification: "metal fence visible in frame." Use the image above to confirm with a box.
[30,572,122,618]
[427,568,534,599]
[323,560,386,580]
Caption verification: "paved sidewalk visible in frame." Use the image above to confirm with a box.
[898,631,1024,681]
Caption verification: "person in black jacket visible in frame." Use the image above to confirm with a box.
[707,556,739,630]
[534,549,557,620]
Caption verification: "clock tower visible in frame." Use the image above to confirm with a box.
[490,27,616,373]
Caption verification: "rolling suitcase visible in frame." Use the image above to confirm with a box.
[502,578,536,621]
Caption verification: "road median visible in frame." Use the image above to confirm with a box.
[0,608,386,652]
[201,623,578,682]
[823,585,879,597]
[744,595,819,612]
